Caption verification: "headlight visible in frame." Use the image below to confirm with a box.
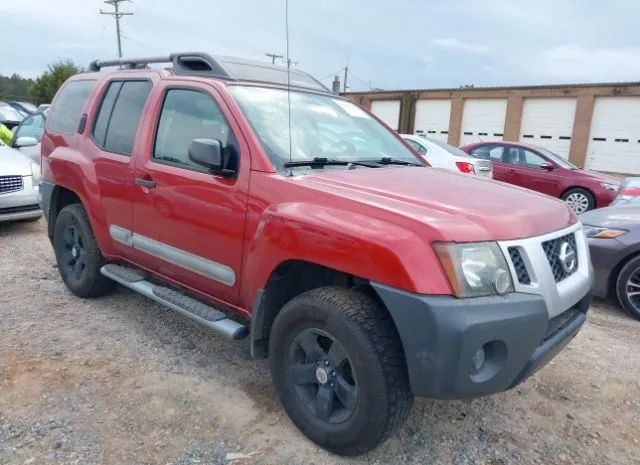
[583,224,626,239]
[601,183,620,192]
[30,162,41,188]
[434,242,514,298]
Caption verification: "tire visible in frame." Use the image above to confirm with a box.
[616,255,640,321]
[53,203,114,298]
[561,188,595,214]
[269,286,413,456]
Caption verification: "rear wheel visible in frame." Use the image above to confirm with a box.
[269,287,413,456]
[562,188,595,214]
[616,255,640,320]
[53,204,114,298]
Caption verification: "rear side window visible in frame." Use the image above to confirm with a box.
[92,80,152,155]
[48,80,96,134]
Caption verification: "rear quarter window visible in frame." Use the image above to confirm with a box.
[47,80,96,135]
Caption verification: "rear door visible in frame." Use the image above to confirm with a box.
[81,77,155,259]
[130,82,250,305]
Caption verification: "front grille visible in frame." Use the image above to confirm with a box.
[508,247,531,284]
[542,233,578,282]
[0,204,40,215]
[0,176,23,194]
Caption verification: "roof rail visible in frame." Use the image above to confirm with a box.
[88,51,331,93]
[88,52,231,78]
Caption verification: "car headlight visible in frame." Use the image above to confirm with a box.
[583,224,626,239]
[601,183,620,192]
[434,242,514,298]
[30,162,41,188]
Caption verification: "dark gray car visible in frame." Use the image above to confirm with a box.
[580,205,640,320]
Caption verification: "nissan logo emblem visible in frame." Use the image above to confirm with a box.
[558,241,577,274]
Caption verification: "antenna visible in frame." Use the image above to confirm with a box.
[285,0,293,176]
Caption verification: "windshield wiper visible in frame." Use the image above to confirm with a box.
[283,157,379,169]
[366,157,423,166]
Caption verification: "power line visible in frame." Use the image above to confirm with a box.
[100,0,134,58]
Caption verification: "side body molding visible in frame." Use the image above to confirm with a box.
[109,225,236,286]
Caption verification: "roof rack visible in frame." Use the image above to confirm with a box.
[88,52,231,77]
[87,51,331,93]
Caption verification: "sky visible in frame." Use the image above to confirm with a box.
[2,0,640,91]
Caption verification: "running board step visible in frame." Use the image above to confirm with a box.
[100,264,248,340]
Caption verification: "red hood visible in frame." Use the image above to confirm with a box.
[573,169,621,185]
[298,167,576,242]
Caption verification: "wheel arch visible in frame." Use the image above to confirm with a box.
[249,259,388,359]
[46,185,83,240]
[560,186,596,201]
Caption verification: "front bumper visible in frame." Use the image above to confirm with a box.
[373,283,591,400]
[0,175,41,222]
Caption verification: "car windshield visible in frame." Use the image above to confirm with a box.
[19,102,38,113]
[228,86,420,171]
[422,137,471,158]
[0,104,23,122]
[536,147,577,169]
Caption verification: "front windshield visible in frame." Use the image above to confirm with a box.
[537,147,577,169]
[0,105,23,122]
[228,86,420,170]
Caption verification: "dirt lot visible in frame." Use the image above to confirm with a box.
[1,219,639,465]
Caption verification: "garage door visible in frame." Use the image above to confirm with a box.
[370,100,401,131]
[459,99,507,146]
[519,98,576,159]
[413,99,451,142]
[585,97,640,174]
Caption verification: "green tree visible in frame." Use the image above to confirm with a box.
[31,60,82,104]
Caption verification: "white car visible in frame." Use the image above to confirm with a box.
[10,110,46,163]
[0,140,42,222]
[401,134,493,178]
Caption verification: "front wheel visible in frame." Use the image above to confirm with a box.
[562,188,595,214]
[616,255,640,320]
[269,287,413,456]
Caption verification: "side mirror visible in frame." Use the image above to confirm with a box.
[540,162,554,171]
[15,136,39,148]
[188,138,236,177]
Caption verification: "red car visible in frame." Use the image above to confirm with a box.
[39,53,593,455]
[461,141,621,213]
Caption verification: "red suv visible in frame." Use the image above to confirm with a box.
[461,141,620,214]
[39,53,593,455]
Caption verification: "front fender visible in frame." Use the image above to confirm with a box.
[241,202,452,307]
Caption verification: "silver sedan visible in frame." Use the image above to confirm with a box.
[0,140,41,222]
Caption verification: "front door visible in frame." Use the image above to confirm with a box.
[503,146,558,196]
[130,83,250,305]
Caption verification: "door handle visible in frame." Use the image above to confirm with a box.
[135,177,157,188]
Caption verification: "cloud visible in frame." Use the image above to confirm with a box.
[431,38,490,54]
[530,45,640,82]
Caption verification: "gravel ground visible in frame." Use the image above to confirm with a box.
[1,219,639,465]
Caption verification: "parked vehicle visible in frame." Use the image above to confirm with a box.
[7,100,38,117]
[10,111,46,163]
[401,134,492,177]
[40,52,593,455]
[581,204,640,320]
[37,104,51,113]
[0,102,24,129]
[461,141,620,214]
[611,177,640,206]
[0,139,42,222]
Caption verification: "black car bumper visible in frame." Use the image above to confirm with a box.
[372,283,591,400]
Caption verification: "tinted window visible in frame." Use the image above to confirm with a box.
[48,80,96,134]
[470,144,503,162]
[504,147,547,168]
[14,113,46,142]
[101,81,151,155]
[92,81,123,146]
[153,89,238,171]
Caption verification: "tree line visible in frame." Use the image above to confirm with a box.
[0,60,82,105]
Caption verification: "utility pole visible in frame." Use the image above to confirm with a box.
[265,53,284,64]
[100,0,134,58]
[343,62,349,93]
